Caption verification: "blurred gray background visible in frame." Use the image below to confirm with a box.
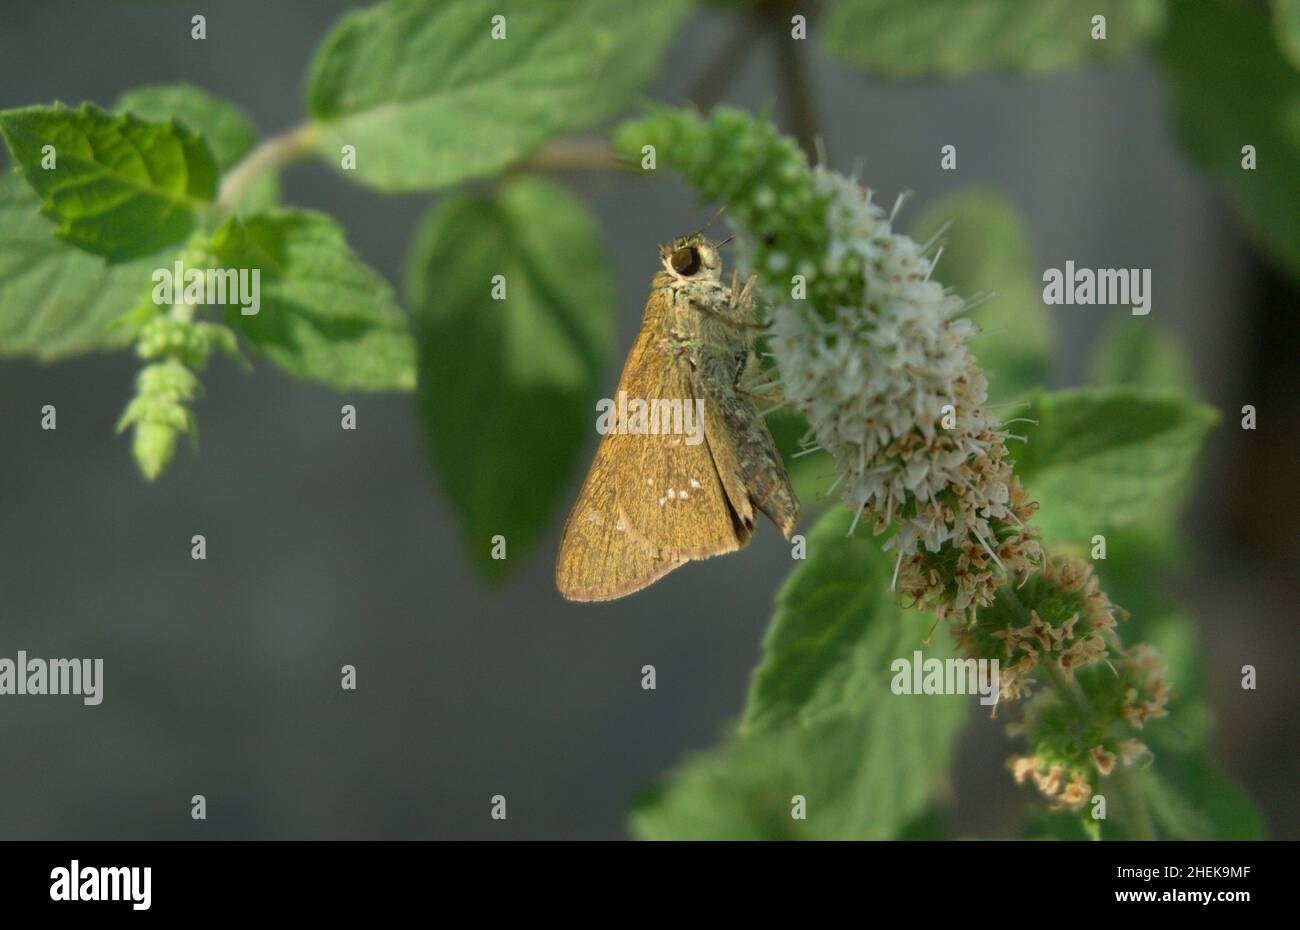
[0,0,1295,839]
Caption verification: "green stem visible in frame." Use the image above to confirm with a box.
[997,582,1034,625]
[513,137,628,174]
[216,121,318,212]
[1109,756,1159,841]
[1037,653,1093,719]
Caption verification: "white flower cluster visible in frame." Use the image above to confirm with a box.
[759,167,1022,573]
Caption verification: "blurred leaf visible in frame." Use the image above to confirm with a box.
[1140,758,1267,840]
[1075,384,1264,840]
[896,805,952,839]
[0,171,157,360]
[631,724,811,840]
[1161,0,1300,284]
[115,84,253,173]
[307,0,690,191]
[405,176,614,579]
[1011,388,1218,548]
[1087,317,1195,395]
[0,102,217,262]
[912,189,1054,404]
[1095,573,1259,840]
[1274,0,1300,68]
[1104,584,1265,840]
[823,0,1165,79]
[1115,590,1213,747]
[115,83,278,212]
[634,508,969,839]
[209,209,416,391]
[635,701,969,840]
[1135,0,1281,841]
[1023,807,1100,840]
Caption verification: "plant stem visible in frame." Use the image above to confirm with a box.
[689,13,763,111]
[768,0,822,159]
[1110,755,1159,841]
[515,137,628,174]
[216,122,318,212]
[1038,653,1093,718]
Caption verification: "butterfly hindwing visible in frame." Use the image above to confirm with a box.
[695,348,800,541]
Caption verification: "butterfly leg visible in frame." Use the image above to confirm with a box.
[736,351,786,406]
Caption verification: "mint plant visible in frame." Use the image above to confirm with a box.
[2,0,1286,839]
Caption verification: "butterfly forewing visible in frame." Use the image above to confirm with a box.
[555,286,746,601]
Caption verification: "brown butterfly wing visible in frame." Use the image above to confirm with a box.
[556,287,749,602]
[695,350,800,541]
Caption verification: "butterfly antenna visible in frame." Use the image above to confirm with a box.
[695,203,727,237]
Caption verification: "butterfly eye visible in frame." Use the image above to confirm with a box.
[670,246,702,276]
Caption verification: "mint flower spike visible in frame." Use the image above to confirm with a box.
[116,299,240,481]
[762,165,1041,610]
[116,358,200,481]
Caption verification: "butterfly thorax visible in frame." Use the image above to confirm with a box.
[648,270,747,363]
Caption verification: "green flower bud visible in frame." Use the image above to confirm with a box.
[131,420,178,482]
[117,359,201,481]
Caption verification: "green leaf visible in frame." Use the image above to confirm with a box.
[1087,317,1196,395]
[822,0,1166,79]
[405,176,615,578]
[114,85,253,173]
[1274,0,1300,69]
[115,83,278,212]
[0,102,217,261]
[634,701,968,840]
[912,189,1054,403]
[1092,554,1266,838]
[630,725,814,840]
[1161,0,1300,284]
[1083,449,1267,840]
[745,509,943,730]
[1022,807,1100,840]
[208,209,416,391]
[1011,388,1218,548]
[635,508,970,839]
[306,0,690,191]
[1140,757,1267,840]
[1117,593,1212,748]
[0,171,157,360]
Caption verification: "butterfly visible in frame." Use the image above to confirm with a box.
[556,232,799,601]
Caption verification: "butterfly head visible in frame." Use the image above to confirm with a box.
[658,234,724,284]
